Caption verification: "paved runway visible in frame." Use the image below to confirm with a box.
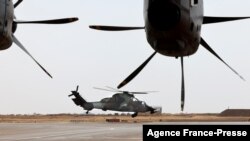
[1,122,249,141]
[0,123,143,141]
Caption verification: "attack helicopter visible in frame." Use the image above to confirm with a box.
[69,86,157,118]
[0,0,78,78]
[89,0,249,111]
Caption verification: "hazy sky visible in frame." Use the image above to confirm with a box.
[0,0,250,114]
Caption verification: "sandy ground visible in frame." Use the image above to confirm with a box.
[1,114,250,123]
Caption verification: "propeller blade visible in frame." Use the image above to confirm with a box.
[117,51,157,89]
[89,25,145,31]
[130,92,148,94]
[99,86,156,94]
[14,18,78,24]
[200,37,245,81]
[12,35,53,78]
[14,0,23,8]
[105,86,122,92]
[93,87,118,93]
[68,94,74,97]
[203,16,250,24]
[181,57,185,111]
[130,91,158,94]
[76,85,79,92]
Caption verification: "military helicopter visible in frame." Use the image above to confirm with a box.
[69,86,157,118]
[89,0,249,111]
[0,0,78,78]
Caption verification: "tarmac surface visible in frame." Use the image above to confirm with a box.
[0,123,143,141]
[1,122,250,141]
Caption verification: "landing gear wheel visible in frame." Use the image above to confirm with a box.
[131,112,138,118]
[150,110,155,114]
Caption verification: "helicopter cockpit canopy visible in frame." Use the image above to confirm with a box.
[131,97,146,105]
[132,97,139,102]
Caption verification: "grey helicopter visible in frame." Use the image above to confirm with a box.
[0,0,78,78]
[89,0,249,111]
[69,86,157,118]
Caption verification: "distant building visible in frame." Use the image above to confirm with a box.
[220,109,250,117]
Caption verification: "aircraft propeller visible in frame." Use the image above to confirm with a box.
[89,12,249,111]
[12,1,78,78]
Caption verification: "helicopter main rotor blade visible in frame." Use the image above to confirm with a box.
[181,57,185,111]
[130,92,148,94]
[14,0,23,8]
[105,86,123,92]
[12,35,53,78]
[200,37,245,81]
[203,16,250,24]
[14,18,78,24]
[89,25,145,31]
[117,51,157,89]
[130,91,158,94]
[93,87,118,93]
[104,86,157,94]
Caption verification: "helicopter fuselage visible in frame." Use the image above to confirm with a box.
[91,101,150,113]
[144,0,203,57]
[0,0,14,50]
[70,91,155,114]
[90,94,152,113]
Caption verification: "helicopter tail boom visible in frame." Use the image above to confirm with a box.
[69,92,87,106]
[69,86,94,111]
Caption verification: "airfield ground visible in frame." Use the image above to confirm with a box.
[1,114,250,141]
[1,114,250,123]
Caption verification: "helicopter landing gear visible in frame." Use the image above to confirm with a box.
[150,110,155,114]
[131,112,138,118]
